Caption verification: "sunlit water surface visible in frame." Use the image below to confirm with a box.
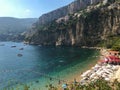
[0,42,99,90]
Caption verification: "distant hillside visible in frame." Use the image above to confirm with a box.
[0,17,37,41]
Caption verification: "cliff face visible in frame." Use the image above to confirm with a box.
[37,0,101,25]
[25,1,120,46]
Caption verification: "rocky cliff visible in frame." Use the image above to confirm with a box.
[37,0,101,25]
[25,0,120,47]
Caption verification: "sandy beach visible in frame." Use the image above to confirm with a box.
[55,49,101,90]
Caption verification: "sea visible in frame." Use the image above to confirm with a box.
[0,42,99,90]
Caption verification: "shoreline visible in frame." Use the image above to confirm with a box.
[69,48,101,81]
[7,48,120,90]
[29,48,100,90]
[66,59,99,83]
[79,48,120,84]
[57,48,120,90]
[54,49,101,90]
[11,47,120,90]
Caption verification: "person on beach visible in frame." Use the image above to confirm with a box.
[58,80,61,84]
[73,78,77,85]
[104,57,109,63]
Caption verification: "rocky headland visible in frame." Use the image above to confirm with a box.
[25,0,120,48]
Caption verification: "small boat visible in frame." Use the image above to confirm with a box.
[19,48,24,50]
[11,46,16,48]
[17,54,23,57]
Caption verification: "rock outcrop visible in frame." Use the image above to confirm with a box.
[25,0,120,46]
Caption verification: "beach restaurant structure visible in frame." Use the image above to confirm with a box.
[100,50,120,64]
[108,50,120,57]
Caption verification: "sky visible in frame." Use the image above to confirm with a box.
[0,0,74,18]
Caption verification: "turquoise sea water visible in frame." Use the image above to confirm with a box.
[0,42,99,90]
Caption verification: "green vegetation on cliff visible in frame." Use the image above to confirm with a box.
[25,0,120,47]
[98,36,120,51]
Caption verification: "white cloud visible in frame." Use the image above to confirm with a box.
[23,9,32,16]
[25,9,31,13]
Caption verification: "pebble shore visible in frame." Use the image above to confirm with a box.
[80,63,120,85]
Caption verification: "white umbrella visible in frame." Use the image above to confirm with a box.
[62,84,67,88]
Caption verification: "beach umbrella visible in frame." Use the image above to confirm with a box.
[62,84,67,88]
